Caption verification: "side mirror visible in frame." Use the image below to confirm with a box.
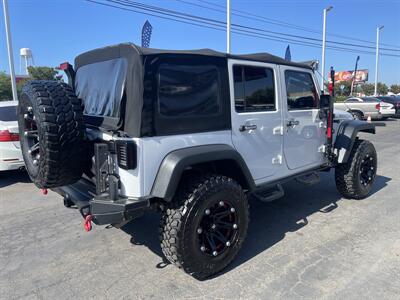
[320,94,331,110]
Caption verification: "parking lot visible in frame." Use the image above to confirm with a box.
[0,119,399,299]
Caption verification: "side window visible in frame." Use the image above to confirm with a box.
[158,64,220,117]
[233,65,276,113]
[285,70,318,110]
[345,98,360,103]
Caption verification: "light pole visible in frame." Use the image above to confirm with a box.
[374,25,384,96]
[226,0,231,54]
[350,56,360,96]
[320,5,333,92]
[2,0,18,101]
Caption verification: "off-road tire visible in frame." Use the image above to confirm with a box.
[18,80,84,188]
[335,139,377,199]
[159,175,249,279]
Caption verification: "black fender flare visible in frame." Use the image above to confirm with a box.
[334,120,375,163]
[150,144,255,201]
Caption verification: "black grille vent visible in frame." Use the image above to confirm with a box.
[116,140,137,170]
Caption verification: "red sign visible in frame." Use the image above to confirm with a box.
[334,69,368,83]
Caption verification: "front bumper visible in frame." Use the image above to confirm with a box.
[52,178,150,225]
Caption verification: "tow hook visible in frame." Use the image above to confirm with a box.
[41,188,48,195]
[84,214,93,232]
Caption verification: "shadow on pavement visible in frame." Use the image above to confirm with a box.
[0,170,30,189]
[120,172,391,277]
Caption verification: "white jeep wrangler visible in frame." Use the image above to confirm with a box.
[18,43,377,279]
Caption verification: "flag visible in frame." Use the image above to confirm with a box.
[285,45,291,61]
[141,20,153,48]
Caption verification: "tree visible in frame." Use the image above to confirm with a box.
[377,82,388,96]
[390,84,400,94]
[361,83,375,96]
[27,66,58,80]
[0,72,13,101]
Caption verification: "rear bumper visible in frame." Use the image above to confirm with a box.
[0,141,24,171]
[0,159,25,171]
[380,109,396,117]
[52,179,150,225]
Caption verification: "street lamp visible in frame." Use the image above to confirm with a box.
[374,25,384,96]
[320,5,333,92]
[350,55,360,96]
[2,0,18,101]
[226,0,231,54]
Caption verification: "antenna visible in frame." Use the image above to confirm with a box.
[20,48,34,75]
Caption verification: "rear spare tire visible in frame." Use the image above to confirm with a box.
[18,80,84,188]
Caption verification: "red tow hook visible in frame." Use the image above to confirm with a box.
[84,214,93,232]
[41,188,48,195]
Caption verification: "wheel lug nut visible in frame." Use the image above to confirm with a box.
[226,241,231,247]
[211,224,216,229]
[205,209,210,215]
[233,224,238,229]
[370,157,373,161]
[24,131,28,136]
[230,207,235,213]
[28,149,32,154]
[371,167,374,170]
[33,159,38,166]
[27,107,33,112]
[197,228,202,234]
[200,246,206,252]
[212,251,218,256]
[24,113,28,119]
[219,201,224,206]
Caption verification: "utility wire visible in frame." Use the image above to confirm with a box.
[113,0,400,53]
[86,0,400,58]
[196,0,400,49]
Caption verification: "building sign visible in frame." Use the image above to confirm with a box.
[334,69,369,83]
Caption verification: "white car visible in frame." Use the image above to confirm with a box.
[378,101,396,119]
[0,101,24,171]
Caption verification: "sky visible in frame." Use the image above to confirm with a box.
[1,0,399,85]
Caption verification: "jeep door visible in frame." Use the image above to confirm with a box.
[229,60,283,180]
[280,66,326,170]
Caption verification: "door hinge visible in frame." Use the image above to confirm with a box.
[273,126,284,135]
[318,145,326,153]
[272,154,283,165]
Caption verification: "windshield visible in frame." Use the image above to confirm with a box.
[0,105,17,122]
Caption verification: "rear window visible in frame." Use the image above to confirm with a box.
[75,58,127,118]
[158,64,220,117]
[0,105,17,122]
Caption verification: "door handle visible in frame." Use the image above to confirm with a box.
[239,124,257,132]
[286,119,300,128]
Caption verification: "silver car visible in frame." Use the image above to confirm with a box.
[334,97,394,120]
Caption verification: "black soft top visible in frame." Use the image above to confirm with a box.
[74,43,311,137]
[75,42,311,70]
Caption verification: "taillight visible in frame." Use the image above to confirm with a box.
[375,103,381,110]
[115,140,136,170]
[0,130,19,142]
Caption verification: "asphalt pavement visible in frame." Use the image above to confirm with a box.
[0,119,399,299]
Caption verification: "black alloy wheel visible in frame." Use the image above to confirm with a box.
[359,153,376,186]
[21,105,40,170]
[197,200,238,257]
